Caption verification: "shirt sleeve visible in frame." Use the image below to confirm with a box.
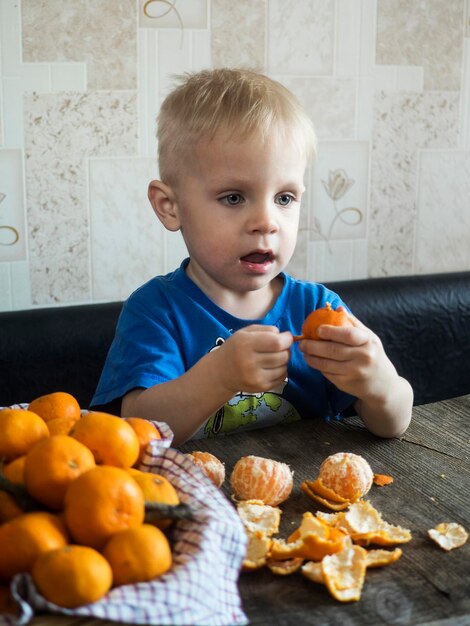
[91,295,185,407]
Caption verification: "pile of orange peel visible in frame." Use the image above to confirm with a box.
[235,452,468,603]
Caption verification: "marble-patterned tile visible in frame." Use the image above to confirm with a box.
[376,0,464,90]
[89,157,165,302]
[158,29,192,98]
[0,149,26,262]
[279,77,356,139]
[309,141,369,246]
[369,91,460,277]
[140,0,208,29]
[415,151,470,272]
[21,0,137,90]
[466,0,470,37]
[24,92,137,305]
[268,0,334,75]
[211,0,266,69]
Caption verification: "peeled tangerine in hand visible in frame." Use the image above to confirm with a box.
[301,452,374,511]
[298,302,353,341]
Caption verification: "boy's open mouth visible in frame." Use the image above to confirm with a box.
[240,251,273,264]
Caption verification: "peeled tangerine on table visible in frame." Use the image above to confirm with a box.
[230,455,293,506]
[302,452,374,510]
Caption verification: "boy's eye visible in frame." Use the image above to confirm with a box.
[276,194,294,207]
[221,193,243,206]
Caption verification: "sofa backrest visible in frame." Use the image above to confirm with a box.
[1,271,469,409]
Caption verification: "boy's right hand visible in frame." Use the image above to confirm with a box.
[216,325,293,395]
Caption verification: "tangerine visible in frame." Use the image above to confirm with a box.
[131,471,179,530]
[300,302,352,340]
[70,412,140,468]
[0,409,49,461]
[0,511,69,581]
[318,452,373,502]
[28,391,81,423]
[102,524,172,586]
[230,455,293,506]
[64,465,145,549]
[0,491,24,524]
[3,455,26,484]
[186,451,225,487]
[124,417,161,466]
[47,415,79,436]
[24,435,96,510]
[32,545,112,608]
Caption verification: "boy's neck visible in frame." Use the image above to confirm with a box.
[216,278,283,320]
[186,262,283,319]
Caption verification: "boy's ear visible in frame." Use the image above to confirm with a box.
[148,180,181,231]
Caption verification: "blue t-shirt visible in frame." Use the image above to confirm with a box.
[92,259,355,438]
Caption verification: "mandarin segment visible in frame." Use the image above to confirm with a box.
[32,545,112,608]
[230,455,293,506]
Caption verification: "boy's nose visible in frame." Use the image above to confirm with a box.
[247,202,279,234]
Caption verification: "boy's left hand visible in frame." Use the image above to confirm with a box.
[298,308,397,401]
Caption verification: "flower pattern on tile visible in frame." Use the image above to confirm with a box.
[24,92,137,305]
[314,170,363,252]
[0,193,20,247]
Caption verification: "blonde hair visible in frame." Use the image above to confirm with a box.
[157,68,317,185]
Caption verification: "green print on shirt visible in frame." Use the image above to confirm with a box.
[203,392,300,438]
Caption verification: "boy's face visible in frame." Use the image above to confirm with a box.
[165,129,306,309]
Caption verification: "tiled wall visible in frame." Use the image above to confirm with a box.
[0,0,469,311]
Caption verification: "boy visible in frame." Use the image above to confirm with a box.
[91,68,413,446]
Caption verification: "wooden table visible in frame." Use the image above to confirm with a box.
[29,394,470,626]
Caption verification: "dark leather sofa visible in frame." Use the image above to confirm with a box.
[1,271,469,410]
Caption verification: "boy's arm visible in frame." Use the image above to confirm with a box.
[121,325,293,446]
[299,313,413,438]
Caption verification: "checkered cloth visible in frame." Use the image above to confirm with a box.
[0,413,248,626]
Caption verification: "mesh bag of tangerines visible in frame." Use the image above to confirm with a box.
[0,393,248,626]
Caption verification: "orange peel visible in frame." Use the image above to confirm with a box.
[373,473,394,487]
[266,556,304,576]
[301,481,351,511]
[428,522,468,551]
[321,543,367,602]
[236,499,281,537]
[270,512,347,562]
[317,500,412,546]
[242,531,272,571]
